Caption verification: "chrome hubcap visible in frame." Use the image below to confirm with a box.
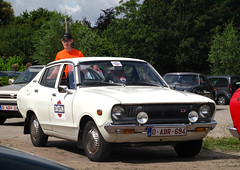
[86,128,100,154]
[218,96,226,105]
[31,119,39,141]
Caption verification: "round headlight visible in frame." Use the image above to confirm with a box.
[112,106,125,120]
[199,105,211,118]
[137,112,148,124]
[188,111,198,123]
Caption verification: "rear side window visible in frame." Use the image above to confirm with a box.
[217,78,228,87]
[209,78,217,86]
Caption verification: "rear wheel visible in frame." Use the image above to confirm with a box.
[83,121,111,161]
[30,115,48,147]
[174,140,203,157]
[0,117,6,125]
[217,95,227,105]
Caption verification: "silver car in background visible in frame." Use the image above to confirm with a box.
[0,65,44,124]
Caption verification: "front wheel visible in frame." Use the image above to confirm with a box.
[83,121,111,162]
[174,140,202,157]
[30,115,48,147]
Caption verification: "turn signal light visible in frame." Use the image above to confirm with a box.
[195,127,206,132]
[122,129,135,134]
[97,110,102,115]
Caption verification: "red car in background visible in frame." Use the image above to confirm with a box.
[229,88,240,139]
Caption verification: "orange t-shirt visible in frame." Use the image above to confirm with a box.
[55,49,84,61]
[55,49,84,76]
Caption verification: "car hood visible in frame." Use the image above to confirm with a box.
[0,83,26,94]
[83,86,213,104]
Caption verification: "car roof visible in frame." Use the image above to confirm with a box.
[208,75,240,78]
[164,72,202,76]
[46,57,146,66]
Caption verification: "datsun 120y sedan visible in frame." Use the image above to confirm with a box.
[17,57,217,161]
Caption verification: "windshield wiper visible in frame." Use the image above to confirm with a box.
[101,81,125,86]
[126,81,161,87]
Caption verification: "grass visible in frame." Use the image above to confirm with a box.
[203,137,240,152]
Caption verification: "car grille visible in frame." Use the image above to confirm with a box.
[112,103,215,125]
[0,94,17,99]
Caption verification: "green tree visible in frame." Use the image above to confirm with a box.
[0,0,14,26]
[208,22,240,75]
[30,13,65,64]
[104,0,240,75]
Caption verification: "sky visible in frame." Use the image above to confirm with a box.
[6,0,123,25]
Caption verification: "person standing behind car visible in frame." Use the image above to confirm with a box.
[48,33,84,79]
[55,33,84,61]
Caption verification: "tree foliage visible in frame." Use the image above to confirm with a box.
[209,22,240,75]
[0,0,14,26]
[1,0,240,75]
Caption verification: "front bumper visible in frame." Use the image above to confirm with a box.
[105,121,217,133]
[229,127,240,138]
[103,121,217,143]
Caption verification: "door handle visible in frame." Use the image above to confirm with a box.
[34,89,38,93]
[52,93,56,97]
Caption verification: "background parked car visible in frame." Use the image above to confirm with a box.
[163,72,217,101]
[208,75,240,105]
[0,71,21,78]
[0,65,44,124]
[229,88,240,138]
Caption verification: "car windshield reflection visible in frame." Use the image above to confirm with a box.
[78,61,166,87]
[14,67,43,84]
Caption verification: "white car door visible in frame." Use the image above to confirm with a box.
[48,63,75,138]
[36,64,61,131]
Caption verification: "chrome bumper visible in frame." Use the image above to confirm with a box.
[104,120,217,134]
[229,127,240,138]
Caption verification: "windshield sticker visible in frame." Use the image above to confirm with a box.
[120,77,126,82]
[111,61,122,67]
[54,100,66,120]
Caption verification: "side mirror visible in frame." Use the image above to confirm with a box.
[8,79,14,85]
[58,85,73,94]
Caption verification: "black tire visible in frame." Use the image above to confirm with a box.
[217,95,227,105]
[174,140,203,158]
[30,115,48,147]
[0,117,6,125]
[83,121,111,162]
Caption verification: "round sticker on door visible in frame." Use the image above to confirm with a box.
[120,77,126,82]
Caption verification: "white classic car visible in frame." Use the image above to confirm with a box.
[17,57,217,161]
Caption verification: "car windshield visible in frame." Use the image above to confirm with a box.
[164,75,199,86]
[78,60,167,87]
[14,67,43,84]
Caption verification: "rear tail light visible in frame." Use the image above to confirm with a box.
[214,87,217,96]
[229,84,233,94]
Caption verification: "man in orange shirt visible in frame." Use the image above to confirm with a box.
[48,33,84,79]
[55,33,84,60]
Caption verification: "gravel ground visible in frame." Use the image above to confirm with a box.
[1,105,240,170]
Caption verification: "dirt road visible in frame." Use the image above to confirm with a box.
[1,105,240,170]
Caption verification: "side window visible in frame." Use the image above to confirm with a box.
[59,64,75,89]
[200,76,206,85]
[209,78,217,86]
[40,65,60,88]
[217,78,228,87]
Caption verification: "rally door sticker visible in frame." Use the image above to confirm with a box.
[54,100,66,120]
